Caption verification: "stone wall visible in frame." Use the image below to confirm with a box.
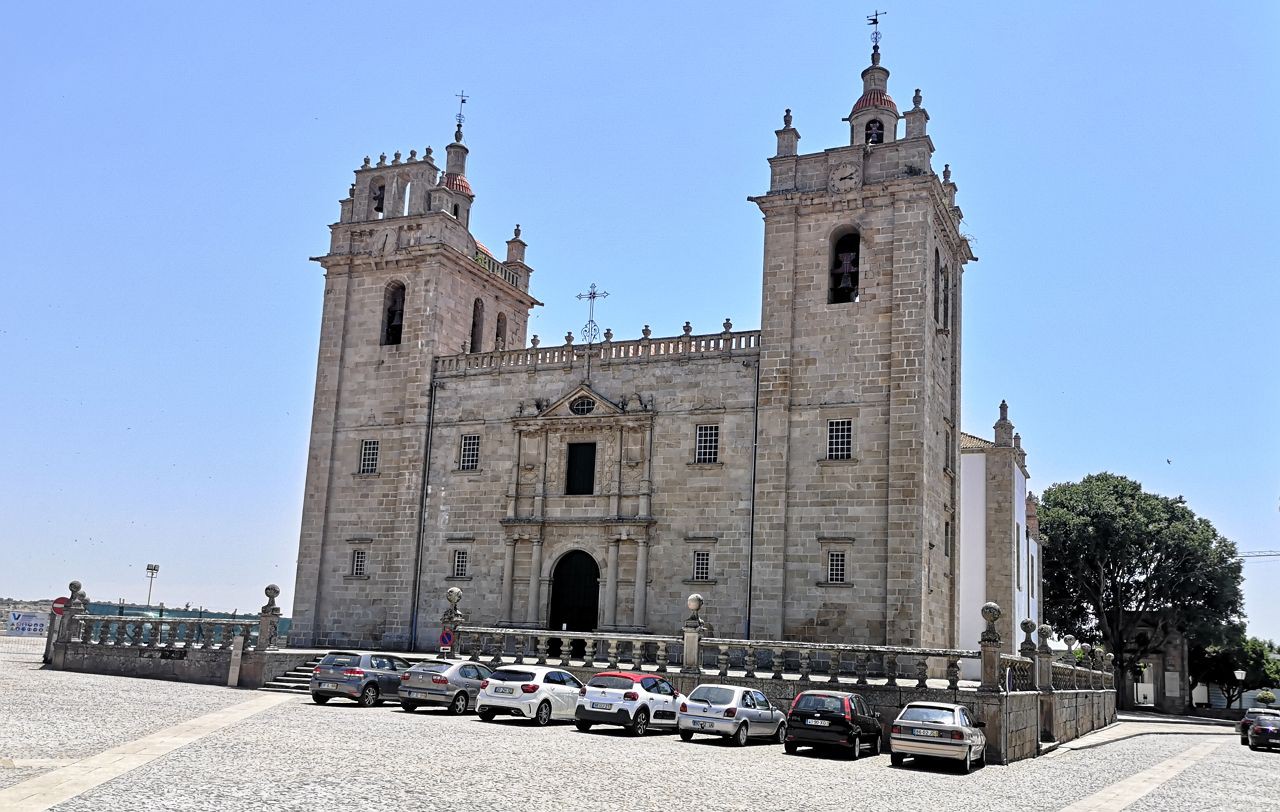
[50,643,314,690]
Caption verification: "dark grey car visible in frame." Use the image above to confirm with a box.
[310,652,412,707]
[399,659,493,714]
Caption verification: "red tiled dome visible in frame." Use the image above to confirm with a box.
[443,173,473,195]
[852,89,897,115]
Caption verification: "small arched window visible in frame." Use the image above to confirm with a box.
[382,282,405,346]
[452,203,460,218]
[829,232,860,304]
[495,313,508,351]
[469,298,485,353]
[372,182,386,219]
[864,119,885,145]
[401,180,413,216]
[941,266,952,328]
[933,249,942,324]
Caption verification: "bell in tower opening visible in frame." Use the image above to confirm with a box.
[829,233,860,304]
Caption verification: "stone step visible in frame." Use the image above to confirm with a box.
[262,681,310,692]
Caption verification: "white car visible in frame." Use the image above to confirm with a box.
[476,665,585,726]
[574,671,681,735]
[889,701,988,772]
[677,684,788,746]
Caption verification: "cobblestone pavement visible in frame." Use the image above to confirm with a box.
[2,660,1276,812]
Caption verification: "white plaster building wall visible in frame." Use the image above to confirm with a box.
[1012,466,1031,626]
[958,452,986,678]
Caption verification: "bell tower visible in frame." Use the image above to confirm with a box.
[290,119,541,648]
[747,34,974,647]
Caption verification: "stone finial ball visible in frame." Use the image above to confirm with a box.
[980,602,1002,623]
[687,594,704,613]
[1020,618,1037,634]
[1105,653,1115,664]
[1063,634,1076,648]
[446,586,463,606]
[264,584,281,599]
[1080,643,1093,654]
[1038,623,1053,639]
[69,580,82,594]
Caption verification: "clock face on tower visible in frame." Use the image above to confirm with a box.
[829,160,862,194]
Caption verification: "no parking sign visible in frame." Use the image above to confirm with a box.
[439,628,454,654]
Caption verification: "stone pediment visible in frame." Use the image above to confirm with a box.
[536,384,623,419]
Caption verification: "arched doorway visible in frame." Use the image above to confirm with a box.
[547,550,599,659]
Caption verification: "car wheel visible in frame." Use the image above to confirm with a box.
[311,694,330,705]
[400,700,419,713]
[870,734,882,756]
[629,707,650,736]
[449,693,468,715]
[1249,743,1260,751]
[357,684,379,708]
[575,721,593,732]
[847,739,860,760]
[775,722,787,744]
[979,746,988,767]
[891,752,905,766]
[732,723,749,747]
[478,709,497,722]
[534,701,553,727]
[679,730,694,742]
[961,746,973,774]
[784,742,798,755]
[1241,736,1249,745]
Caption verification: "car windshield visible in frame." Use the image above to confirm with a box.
[899,706,957,724]
[489,669,535,682]
[688,686,736,705]
[588,676,635,690]
[794,694,845,714]
[411,662,451,673]
[1250,710,1280,720]
[320,654,361,667]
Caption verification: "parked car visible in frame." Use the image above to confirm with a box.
[783,690,882,759]
[676,684,787,746]
[1239,708,1280,745]
[575,671,681,736]
[399,659,493,714]
[889,701,987,773]
[476,665,584,725]
[310,652,413,707]
[1247,712,1280,751]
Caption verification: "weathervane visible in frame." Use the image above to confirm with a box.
[867,9,886,46]
[455,90,468,128]
[576,283,609,382]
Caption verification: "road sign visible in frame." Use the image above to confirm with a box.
[51,597,68,616]
[440,628,454,647]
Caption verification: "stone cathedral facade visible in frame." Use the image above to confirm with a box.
[289,44,974,651]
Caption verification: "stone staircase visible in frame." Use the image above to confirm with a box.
[261,656,323,694]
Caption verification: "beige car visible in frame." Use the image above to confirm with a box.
[889,702,987,773]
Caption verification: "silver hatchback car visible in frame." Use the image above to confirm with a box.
[889,701,987,772]
[310,652,413,707]
[399,659,493,714]
[677,684,788,746]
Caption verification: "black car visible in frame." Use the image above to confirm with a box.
[783,690,883,759]
[1249,713,1280,751]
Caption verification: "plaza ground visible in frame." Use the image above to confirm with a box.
[0,651,1273,812]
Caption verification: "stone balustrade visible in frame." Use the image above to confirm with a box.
[699,637,979,690]
[452,625,683,671]
[72,616,267,651]
[434,329,761,377]
[1000,653,1036,691]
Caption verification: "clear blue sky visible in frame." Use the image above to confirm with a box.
[2,3,1277,639]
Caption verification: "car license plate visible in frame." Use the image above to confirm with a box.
[913,728,940,737]
[696,721,711,729]
[496,686,513,694]
[319,682,337,689]
[805,719,830,727]
[592,702,612,710]
[401,688,417,697]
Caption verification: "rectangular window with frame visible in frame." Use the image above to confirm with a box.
[452,549,469,578]
[1015,522,1022,589]
[692,550,711,582]
[351,549,368,577]
[827,550,847,584]
[694,424,720,464]
[827,419,853,460]
[565,442,597,495]
[1030,553,1036,598]
[459,434,480,471]
[358,439,380,474]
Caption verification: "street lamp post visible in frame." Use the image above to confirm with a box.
[145,564,159,607]
[1235,669,1247,709]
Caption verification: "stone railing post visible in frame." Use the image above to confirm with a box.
[978,602,1003,692]
[1019,619,1039,690]
[254,584,282,651]
[680,594,707,675]
[1078,643,1092,690]
[50,580,87,669]
[1036,623,1056,745]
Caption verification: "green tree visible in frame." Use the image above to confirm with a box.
[1191,636,1280,708]
[1259,689,1277,708]
[1040,473,1244,709]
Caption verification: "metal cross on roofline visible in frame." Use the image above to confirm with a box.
[576,283,609,383]
[867,9,886,45]
[455,90,468,128]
